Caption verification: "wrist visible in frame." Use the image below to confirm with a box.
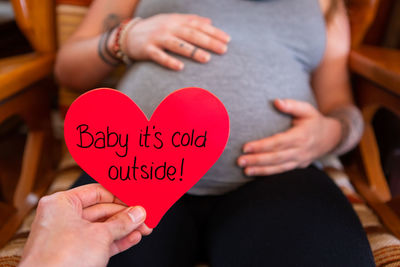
[20,252,64,267]
[20,238,72,267]
[112,18,142,65]
[326,105,365,155]
[98,28,120,67]
[324,116,343,154]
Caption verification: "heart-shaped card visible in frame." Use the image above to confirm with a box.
[64,87,229,228]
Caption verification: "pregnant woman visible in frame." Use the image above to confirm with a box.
[55,0,374,265]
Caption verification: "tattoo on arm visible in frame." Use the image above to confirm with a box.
[103,13,121,31]
[327,105,365,155]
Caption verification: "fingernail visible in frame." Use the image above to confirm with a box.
[276,99,285,108]
[243,146,252,153]
[238,158,247,167]
[128,207,145,223]
[176,62,184,70]
[245,168,254,176]
[203,53,211,62]
[226,35,231,42]
[220,45,228,53]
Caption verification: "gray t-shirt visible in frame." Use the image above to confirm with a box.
[117,0,326,195]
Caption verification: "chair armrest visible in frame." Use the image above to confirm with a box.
[349,45,400,96]
[0,53,54,102]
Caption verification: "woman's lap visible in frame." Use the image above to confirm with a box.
[72,167,374,266]
[206,167,374,266]
[108,194,199,266]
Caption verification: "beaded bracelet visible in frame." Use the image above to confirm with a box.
[113,17,142,65]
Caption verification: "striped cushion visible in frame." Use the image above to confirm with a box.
[322,155,400,267]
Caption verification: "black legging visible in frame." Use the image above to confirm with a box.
[72,166,375,267]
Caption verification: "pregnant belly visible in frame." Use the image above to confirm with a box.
[117,52,316,192]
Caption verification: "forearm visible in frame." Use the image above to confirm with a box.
[54,29,119,91]
[54,0,140,91]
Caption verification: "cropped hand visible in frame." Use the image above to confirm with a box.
[237,99,342,176]
[124,13,230,70]
[19,184,152,267]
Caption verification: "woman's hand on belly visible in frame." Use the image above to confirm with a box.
[237,99,342,176]
[123,14,230,70]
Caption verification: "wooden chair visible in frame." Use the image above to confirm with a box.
[1,0,399,252]
[0,0,59,247]
[345,0,400,238]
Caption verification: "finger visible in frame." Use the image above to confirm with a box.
[104,206,146,241]
[110,230,143,256]
[82,203,127,222]
[184,14,212,24]
[146,45,184,70]
[243,130,298,154]
[237,149,297,167]
[174,26,227,54]
[66,183,124,209]
[162,36,210,63]
[136,223,153,236]
[244,161,298,176]
[274,99,317,118]
[187,19,230,43]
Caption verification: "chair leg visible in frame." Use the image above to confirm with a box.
[0,82,59,248]
[14,130,46,208]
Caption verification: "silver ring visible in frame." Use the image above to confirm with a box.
[190,47,198,58]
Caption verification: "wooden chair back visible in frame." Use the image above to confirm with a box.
[347,0,400,238]
[10,0,57,54]
[347,0,381,48]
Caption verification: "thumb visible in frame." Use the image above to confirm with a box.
[104,206,146,241]
[274,99,316,118]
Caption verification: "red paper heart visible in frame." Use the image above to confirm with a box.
[64,88,229,228]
